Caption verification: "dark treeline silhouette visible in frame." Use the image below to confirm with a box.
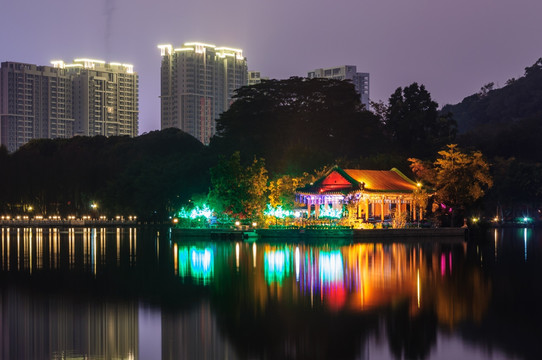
[0,128,213,220]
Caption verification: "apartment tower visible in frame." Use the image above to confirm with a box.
[0,59,138,152]
[158,42,248,144]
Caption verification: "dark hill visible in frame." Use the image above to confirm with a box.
[442,58,542,161]
[442,58,542,134]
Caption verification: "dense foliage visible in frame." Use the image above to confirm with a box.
[211,77,386,175]
[0,129,211,220]
[409,145,493,226]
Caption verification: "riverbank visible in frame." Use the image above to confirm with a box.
[172,227,467,242]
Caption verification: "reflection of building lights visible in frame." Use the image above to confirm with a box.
[236,243,240,269]
[319,251,344,283]
[252,243,257,268]
[295,247,300,282]
[417,269,420,308]
[264,248,291,285]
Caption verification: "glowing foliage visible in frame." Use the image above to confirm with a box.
[177,204,213,220]
[318,204,342,219]
[264,204,300,219]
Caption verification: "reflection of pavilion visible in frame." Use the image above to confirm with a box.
[296,166,424,221]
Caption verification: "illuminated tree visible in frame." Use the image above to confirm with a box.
[208,152,268,219]
[409,144,493,226]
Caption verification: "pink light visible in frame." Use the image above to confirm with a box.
[449,252,452,274]
[441,254,446,276]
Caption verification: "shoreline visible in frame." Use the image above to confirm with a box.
[172,227,467,242]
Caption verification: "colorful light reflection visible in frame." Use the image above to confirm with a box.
[264,248,291,285]
[177,246,214,284]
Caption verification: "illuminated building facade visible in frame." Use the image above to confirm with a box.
[307,65,370,108]
[0,60,138,152]
[53,59,139,138]
[296,166,424,222]
[158,42,248,144]
[0,62,74,152]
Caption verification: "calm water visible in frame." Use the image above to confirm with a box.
[0,227,540,360]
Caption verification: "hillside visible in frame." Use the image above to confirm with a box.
[442,58,542,134]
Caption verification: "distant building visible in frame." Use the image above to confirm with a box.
[158,42,248,145]
[0,59,138,152]
[307,65,369,108]
[248,71,268,86]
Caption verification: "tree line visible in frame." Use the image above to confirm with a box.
[1,65,540,223]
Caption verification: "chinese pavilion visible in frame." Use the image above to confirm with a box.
[296,166,424,221]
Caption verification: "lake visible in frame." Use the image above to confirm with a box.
[0,226,540,360]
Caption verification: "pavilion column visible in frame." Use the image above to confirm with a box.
[397,199,402,217]
[307,199,312,218]
[365,199,369,221]
[413,200,417,221]
[357,200,363,219]
[380,198,385,221]
[315,199,320,218]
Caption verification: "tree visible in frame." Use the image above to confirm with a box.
[208,152,268,219]
[409,144,493,226]
[385,83,457,157]
[211,77,385,175]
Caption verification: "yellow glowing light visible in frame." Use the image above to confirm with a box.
[174,47,194,52]
[235,221,240,226]
[416,182,422,188]
[184,42,216,48]
[252,222,257,227]
[215,46,243,53]
[157,44,173,56]
[109,62,122,66]
[50,60,65,68]
[74,58,106,64]
[417,269,420,308]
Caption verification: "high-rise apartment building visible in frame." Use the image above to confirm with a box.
[308,65,370,108]
[53,59,139,138]
[0,59,138,152]
[0,62,74,152]
[158,42,248,144]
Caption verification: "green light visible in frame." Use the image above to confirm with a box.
[190,247,214,284]
[178,247,190,277]
[264,248,291,285]
[177,204,213,220]
[264,204,298,218]
[177,246,214,285]
[317,204,342,219]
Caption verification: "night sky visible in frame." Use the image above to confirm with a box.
[2,0,541,134]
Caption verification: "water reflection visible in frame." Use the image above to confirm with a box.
[0,227,540,359]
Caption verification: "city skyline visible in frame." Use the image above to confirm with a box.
[2,0,542,135]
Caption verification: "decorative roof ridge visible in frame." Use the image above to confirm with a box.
[389,167,418,186]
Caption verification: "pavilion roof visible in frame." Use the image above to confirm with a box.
[343,169,418,193]
[296,166,418,195]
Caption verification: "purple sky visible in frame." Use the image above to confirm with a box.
[2,0,542,134]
